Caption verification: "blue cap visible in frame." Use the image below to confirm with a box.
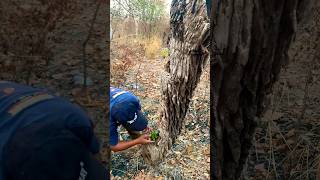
[112,101,148,131]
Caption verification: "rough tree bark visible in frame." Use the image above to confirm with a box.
[141,0,210,164]
[210,0,315,179]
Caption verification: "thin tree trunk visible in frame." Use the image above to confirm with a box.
[135,18,139,36]
[141,0,210,164]
[210,0,315,179]
[82,0,101,88]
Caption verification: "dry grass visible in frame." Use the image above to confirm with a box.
[111,35,164,87]
[112,35,163,59]
[142,36,162,59]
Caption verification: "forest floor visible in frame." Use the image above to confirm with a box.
[110,38,210,179]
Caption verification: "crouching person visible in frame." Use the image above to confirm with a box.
[0,81,107,180]
[110,87,153,152]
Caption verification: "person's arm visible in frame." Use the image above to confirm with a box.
[111,134,153,152]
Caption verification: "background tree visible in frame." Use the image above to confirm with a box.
[111,0,166,38]
[110,0,126,38]
[141,0,210,164]
[210,0,316,179]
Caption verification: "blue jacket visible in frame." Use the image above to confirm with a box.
[109,87,141,146]
[0,81,99,179]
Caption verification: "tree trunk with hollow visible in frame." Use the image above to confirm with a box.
[141,0,210,164]
[210,0,315,179]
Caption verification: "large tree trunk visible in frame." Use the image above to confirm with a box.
[210,0,315,179]
[141,0,210,164]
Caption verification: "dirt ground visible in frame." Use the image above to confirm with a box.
[110,40,210,179]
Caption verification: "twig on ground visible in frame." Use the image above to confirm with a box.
[270,121,293,152]
[254,136,259,161]
[135,63,142,93]
[307,145,310,180]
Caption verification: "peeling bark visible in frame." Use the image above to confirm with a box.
[210,0,315,179]
[141,0,210,164]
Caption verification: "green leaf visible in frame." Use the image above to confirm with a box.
[150,130,160,141]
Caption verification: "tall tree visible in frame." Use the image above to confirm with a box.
[111,0,165,37]
[210,0,315,179]
[141,0,210,164]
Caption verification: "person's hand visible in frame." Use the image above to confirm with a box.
[136,134,154,144]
